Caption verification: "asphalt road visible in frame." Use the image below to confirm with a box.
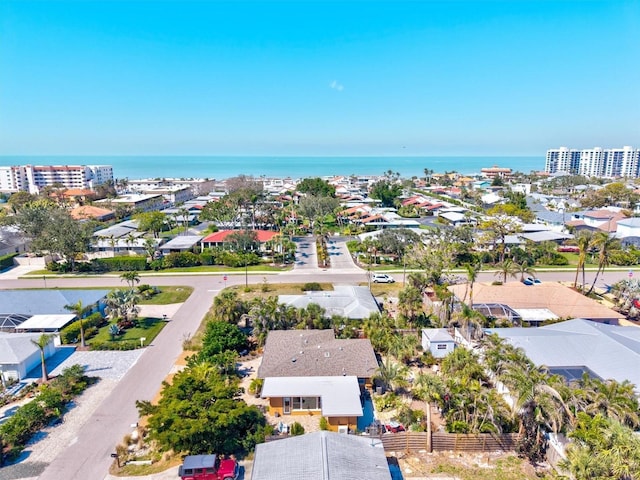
[0,255,634,479]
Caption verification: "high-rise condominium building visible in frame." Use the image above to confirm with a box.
[545,146,639,178]
[0,165,113,194]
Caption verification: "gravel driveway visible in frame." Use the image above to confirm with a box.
[0,350,143,480]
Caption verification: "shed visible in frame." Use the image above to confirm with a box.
[421,328,456,358]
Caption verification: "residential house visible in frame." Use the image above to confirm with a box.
[258,329,378,432]
[0,332,57,382]
[158,235,203,254]
[200,229,278,252]
[449,282,624,326]
[251,431,391,480]
[279,285,380,319]
[0,289,109,333]
[487,319,640,387]
[70,205,115,222]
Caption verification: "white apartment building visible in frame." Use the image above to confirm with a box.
[0,165,113,194]
[545,146,639,178]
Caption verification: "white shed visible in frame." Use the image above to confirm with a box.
[421,328,456,358]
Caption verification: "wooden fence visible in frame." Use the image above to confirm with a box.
[266,431,520,454]
[380,432,520,453]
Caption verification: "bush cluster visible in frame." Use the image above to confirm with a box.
[0,365,91,461]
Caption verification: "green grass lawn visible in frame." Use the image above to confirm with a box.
[89,317,166,347]
[138,286,193,304]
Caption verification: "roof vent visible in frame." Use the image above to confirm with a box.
[324,352,330,358]
[291,358,296,362]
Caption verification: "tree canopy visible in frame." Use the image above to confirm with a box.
[297,177,336,197]
[369,179,402,207]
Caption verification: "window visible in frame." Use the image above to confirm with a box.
[437,344,447,350]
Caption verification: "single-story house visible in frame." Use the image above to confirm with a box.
[449,282,624,325]
[486,319,640,388]
[251,431,391,480]
[0,332,56,382]
[258,329,378,432]
[421,328,456,358]
[0,289,109,332]
[158,235,203,254]
[200,229,279,251]
[279,285,380,319]
[70,205,115,222]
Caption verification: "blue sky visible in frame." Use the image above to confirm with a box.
[0,0,638,156]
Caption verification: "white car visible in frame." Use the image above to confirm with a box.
[372,273,395,283]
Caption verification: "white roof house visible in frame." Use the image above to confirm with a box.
[0,332,56,382]
[251,431,391,480]
[487,319,640,389]
[261,376,363,417]
[279,286,380,319]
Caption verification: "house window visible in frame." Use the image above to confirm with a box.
[437,344,447,350]
[290,396,321,411]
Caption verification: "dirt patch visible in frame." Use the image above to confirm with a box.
[394,450,550,480]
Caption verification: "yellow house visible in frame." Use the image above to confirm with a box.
[258,330,378,433]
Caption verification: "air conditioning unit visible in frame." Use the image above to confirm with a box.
[338,426,348,434]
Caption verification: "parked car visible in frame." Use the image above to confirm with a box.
[385,421,405,433]
[372,273,395,283]
[179,455,239,480]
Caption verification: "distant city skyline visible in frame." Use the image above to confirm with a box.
[1,0,638,156]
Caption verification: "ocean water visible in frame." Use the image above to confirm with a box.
[0,155,544,180]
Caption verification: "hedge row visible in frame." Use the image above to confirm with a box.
[0,253,18,270]
[90,340,139,351]
[59,312,106,344]
[0,365,91,462]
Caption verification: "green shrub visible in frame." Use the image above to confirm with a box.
[0,253,19,270]
[90,340,139,351]
[373,392,401,412]
[319,417,329,431]
[162,251,201,268]
[289,422,305,436]
[94,256,148,272]
[301,282,322,291]
[59,312,106,344]
[248,378,264,396]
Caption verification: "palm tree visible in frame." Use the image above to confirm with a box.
[587,232,620,295]
[31,333,53,382]
[120,270,140,290]
[450,304,486,341]
[573,231,593,292]
[373,357,408,393]
[106,289,140,322]
[464,262,481,306]
[494,258,519,284]
[414,372,444,452]
[515,261,536,282]
[64,300,89,348]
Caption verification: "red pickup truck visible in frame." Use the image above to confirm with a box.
[178,455,239,480]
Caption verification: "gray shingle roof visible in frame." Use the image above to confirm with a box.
[0,290,109,317]
[258,330,378,379]
[251,431,391,480]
